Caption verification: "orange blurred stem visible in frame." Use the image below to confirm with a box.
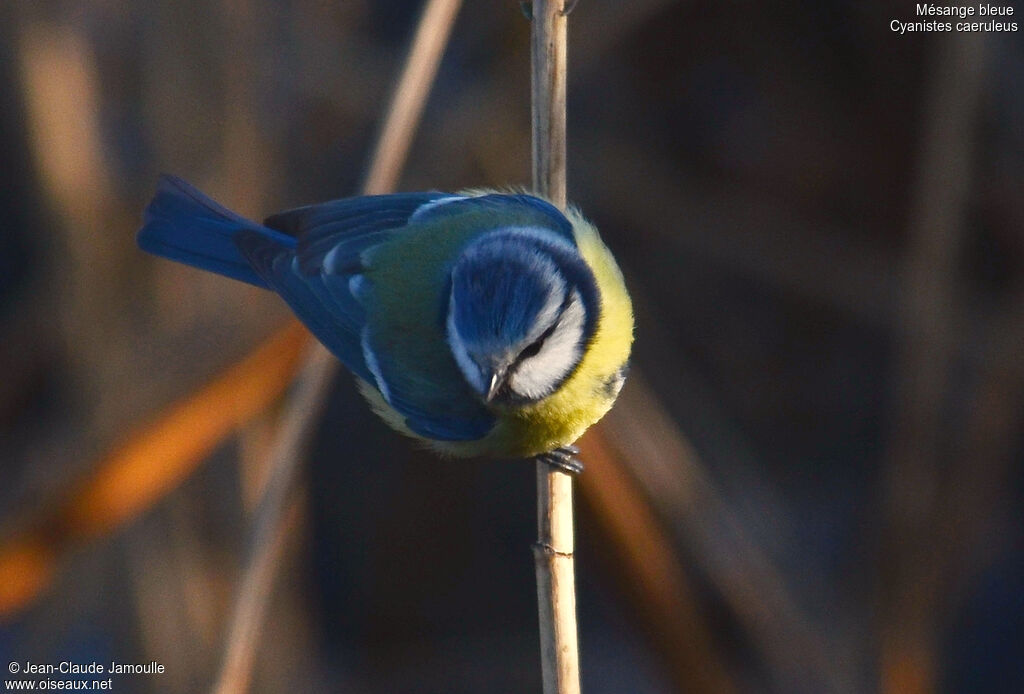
[0,321,309,619]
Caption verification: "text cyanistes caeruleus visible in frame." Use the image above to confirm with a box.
[138,176,633,471]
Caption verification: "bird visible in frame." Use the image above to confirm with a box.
[137,175,633,472]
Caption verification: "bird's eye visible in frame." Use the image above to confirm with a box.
[519,337,545,360]
[519,320,559,362]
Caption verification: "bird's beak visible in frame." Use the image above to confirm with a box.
[484,368,506,403]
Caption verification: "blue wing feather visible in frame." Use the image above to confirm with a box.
[234,230,374,383]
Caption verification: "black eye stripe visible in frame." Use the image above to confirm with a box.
[517,320,558,362]
[520,341,543,359]
[538,318,560,343]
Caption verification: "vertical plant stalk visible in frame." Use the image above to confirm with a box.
[530,2,581,694]
[531,0,568,209]
[364,0,463,195]
[209,1,463,692]
[879,31,987,694]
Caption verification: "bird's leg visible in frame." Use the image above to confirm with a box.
[536,445,584,474]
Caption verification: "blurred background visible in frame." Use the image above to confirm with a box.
[1,1,1022,692]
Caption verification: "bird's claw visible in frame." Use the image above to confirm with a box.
[537,446,584,474]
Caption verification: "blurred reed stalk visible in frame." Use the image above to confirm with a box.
[209,1,463,692]
[879,30,988,694]
[529,2,581,694]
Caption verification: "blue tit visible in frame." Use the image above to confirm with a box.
[138,175,632,470]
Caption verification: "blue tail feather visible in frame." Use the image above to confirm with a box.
[137,175,296,288]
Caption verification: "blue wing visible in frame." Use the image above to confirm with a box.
[265,192,449,273]
[236,193,450,384]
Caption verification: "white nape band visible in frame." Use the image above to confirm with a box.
[410,195,468,222]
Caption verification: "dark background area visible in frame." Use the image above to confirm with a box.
[1,1,1022,692]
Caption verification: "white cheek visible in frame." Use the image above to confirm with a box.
[509,290,586,400]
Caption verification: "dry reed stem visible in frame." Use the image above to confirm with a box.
[210,346,332,694]
[530,2,580,694]
[531,0,568,210]
[364,0,463,195]
[209,1,463,692]
[880,31,988,694]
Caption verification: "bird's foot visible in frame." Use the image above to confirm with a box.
[536,445,584,474]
